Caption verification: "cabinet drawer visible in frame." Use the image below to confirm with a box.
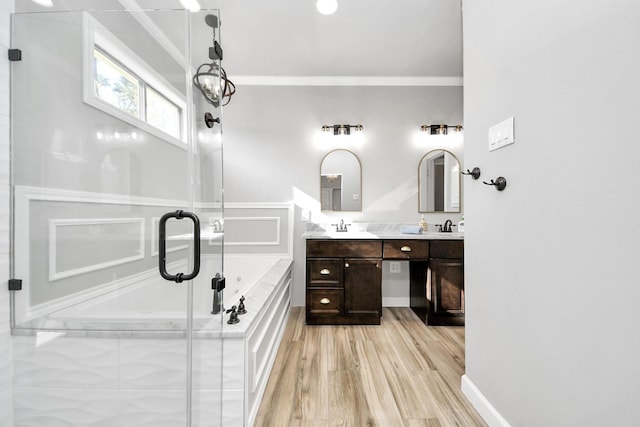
[307,259,343,287]
[306,288,343,316]
[307,240,382,258]
[383,240,429,259]
[429,240,464,259]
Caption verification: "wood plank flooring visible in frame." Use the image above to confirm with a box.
[254,307,487,427]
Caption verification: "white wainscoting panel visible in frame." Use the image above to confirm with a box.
[48,218,145,281]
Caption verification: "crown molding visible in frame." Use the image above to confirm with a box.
[232,75,463,87]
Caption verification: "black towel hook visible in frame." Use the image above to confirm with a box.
[483,177,507,191]
[461,167,481,180]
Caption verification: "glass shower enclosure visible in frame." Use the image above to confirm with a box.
[10,5,225,426]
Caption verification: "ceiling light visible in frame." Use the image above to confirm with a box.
[32,0,53,6]
[316,0,338,15]
[180,0,201,12]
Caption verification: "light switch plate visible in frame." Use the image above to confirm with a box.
[488,116,515,151]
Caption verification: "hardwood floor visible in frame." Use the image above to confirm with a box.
[254,307,487,427]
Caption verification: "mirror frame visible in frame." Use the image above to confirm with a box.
[418,149,461,213]
[320,148,363,212]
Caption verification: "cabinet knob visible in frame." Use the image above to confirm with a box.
[345,263,349,268]
[400,246,412,252]
[320,297,331,305]
[320,268,331,275]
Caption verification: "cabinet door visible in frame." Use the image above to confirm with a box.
[344,258,382,318]
[428,258,464,325]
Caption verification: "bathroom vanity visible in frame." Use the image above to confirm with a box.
[304,231,464,326]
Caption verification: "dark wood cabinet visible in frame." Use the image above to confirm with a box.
[306,240,382,325]
[306,237,463,326]
[426,241,464,326]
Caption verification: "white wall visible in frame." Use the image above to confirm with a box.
[0,0,14,424]
[222,84,464,305]
[462,1,640,426]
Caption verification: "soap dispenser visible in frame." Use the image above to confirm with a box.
[419,215,428,233]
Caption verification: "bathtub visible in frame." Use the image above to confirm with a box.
[43,254,291,335]
[16,254,293,426]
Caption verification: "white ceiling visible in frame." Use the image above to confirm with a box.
[16,0,463,79]
[212,0,463,78]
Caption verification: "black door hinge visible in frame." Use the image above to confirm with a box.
[8,279,22,291]
[8,49,22,62]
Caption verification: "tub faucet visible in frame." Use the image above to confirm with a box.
[211,273,225,314]
[226,306,240,324]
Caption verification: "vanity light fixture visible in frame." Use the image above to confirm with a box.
[321,124,363,136]
[419,124,463,135]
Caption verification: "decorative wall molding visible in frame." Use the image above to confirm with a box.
[233,75,464,87]
[224,203,294,258]
[13,185,189,323]
[224,217,281,246]
[48,218,145,281]
[150,217,188,257]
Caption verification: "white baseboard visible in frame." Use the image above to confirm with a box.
[461,375,512,427]
[382,297,410,307]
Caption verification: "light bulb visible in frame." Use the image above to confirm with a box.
[316,0,338,15]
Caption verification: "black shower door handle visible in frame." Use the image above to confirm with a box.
[159,210,201,283]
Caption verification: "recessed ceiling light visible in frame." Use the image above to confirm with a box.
[316,0,338,15]
[180,0,201,12]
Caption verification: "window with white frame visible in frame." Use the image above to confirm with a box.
[83,13,186,146]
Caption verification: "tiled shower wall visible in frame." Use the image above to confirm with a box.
[1,0,14,425]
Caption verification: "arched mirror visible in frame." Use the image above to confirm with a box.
[418,150,461,213]
[320,149,362,211]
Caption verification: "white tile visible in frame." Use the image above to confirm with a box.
[117,390,186,427]
[192,389,244,427]
[0,327,12,426]
[0,3,10,49]
[0,252,9,328]
[0,185,8,253]
[119,339,187,390]
[13,335,119,389]
[0,116,8,185]
[14,386,119,427]
[193,337,244,390]
[0,53,8,118]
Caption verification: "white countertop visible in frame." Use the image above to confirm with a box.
[302,231,464,240]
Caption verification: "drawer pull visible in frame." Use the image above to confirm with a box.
[320,268,331,275]
[345,263,350,268]
[400,246,412,252]
[320,297,331,305]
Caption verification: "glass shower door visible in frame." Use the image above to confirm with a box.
[10,7,223,426]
